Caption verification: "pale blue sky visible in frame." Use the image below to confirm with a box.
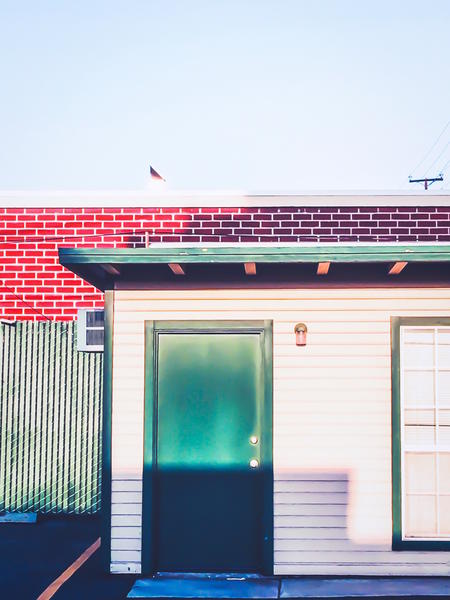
[0,0,449,191]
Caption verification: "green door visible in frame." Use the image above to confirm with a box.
[143,321,273,575]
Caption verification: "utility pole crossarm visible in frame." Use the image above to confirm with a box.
[408,175,444,190]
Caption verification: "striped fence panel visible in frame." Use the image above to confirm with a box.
[0,321,103,514]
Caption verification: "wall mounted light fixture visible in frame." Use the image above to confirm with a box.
[294,323,308,346]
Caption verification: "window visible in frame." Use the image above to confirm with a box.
[77,309,104,351]
[392,317,450,549]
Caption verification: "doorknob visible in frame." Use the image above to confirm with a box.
[249,459,259,468]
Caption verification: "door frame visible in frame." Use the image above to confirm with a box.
[141,320,273,575]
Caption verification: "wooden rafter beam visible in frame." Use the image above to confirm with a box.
[100,264,120,276]
[317,262,330,275]
[244,262,256,275]
[389,261,408,275]
[168,263,185,275]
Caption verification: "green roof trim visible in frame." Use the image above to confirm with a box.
[59,244,450,265]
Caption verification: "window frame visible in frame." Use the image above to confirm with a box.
[77,309,105,352]
[392,316,450,550]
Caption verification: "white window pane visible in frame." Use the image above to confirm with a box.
[404,371,434,407]
[404,329,434,344]
[86,329,104,346]
[439,410,450,426]
[403,344,434,369]
[86,311,104,327]
[405,426,435,445]
[405,495,437,537]
[438,453,450,494]
[438,426,450,444]
[404,409,435,425]
[400,327,450,540]
[438,344,450,369]
[439,496,450,535]
[405,453,436,494]
[438,372,450,407]
[437,328,450,345]
[438,411,450,444]
[404,407,436,444]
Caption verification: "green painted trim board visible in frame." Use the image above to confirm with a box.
[101,290,114,571]
[391,316,450,551]
[60,244,450,266]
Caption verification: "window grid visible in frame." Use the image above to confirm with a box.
[77,309,104,352]
[400,325,450,540]
[435,330,440,535]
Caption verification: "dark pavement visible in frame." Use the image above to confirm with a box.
[0,515,135,599]
[1,516,450,599]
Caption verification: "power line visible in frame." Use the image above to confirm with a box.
[440,156,450,175]
[0,227,148,244]
[410,120,450,176]
[0,281,53,321]
[425,137,450,176]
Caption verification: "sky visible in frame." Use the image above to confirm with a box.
[0,0,449,192]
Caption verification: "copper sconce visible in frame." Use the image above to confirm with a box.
[294,323,307,346]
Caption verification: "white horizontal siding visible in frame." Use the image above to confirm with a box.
[111,538,141,551]
[111,287,450,575]
[110,476,143,573]
[111,526,141,539]
[274,551,450,564]
[275,505,348,517]
[111,480,142,492]
[275,492,348,504]
[111,502,142,515]
[111,514,141,527]
[111,549,141,562]
[275,515,346,527]
[110,562,141,574]
[274,481,348,493]
[276,527,347,539]
[112,491,142,504]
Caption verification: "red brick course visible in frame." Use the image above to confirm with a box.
[1,205,449,320]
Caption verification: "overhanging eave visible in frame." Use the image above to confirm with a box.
[58,245,450,291]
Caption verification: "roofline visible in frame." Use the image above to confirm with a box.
[59,244,450,265]
[2,190,450,208]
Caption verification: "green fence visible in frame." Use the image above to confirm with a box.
[0,321,103,514]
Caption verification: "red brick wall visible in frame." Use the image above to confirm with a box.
[1,205,450,321]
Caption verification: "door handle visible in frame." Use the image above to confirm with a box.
[249,459,259,469]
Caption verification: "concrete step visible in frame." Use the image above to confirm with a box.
[127,575,450,599]
[128,575,279,598]
[281,577,450,598]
